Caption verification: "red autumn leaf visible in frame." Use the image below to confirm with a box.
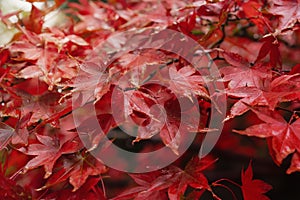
[197,1,232,43]
[241,162,272,200]
[178,11,197,35]
[16,65,43,79]
[133,87,203,154]
[69,60,110,105]
[287,152,300,174]
[255,36,282,68]
[65,34,89,46]
[0,86,23,118]
[226,74,300,117]
[0,112,32,149]
[43,177,106,200]
[0,173,31,199]
[108,87,156,132]
[11,112,32,146]
[289,63,300,74]
[10,41,43,61]
[267,0,300,30]
[117,2,172,29]
[0,122,15,150]
[112,170,169,200]
[220,63,272,89]
[22,5,44,34]
[135,105,166,141]
[113,156,212,200]
[14,88,67,124]
[0,49,9,67]
[168,65,208,100]
[167,156,212,200]
[222,51,250,68]
[118,88,183,154]
[240,1,267,34]
[68,155,106,191]
[125,90,156,119]
[43,152,107,192]
[235,107,300,172]
[118,49,165,71]
[160,120,181,155]
[20,130,82,178]
[133,85,173,141]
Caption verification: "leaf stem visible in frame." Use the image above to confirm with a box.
[212,183,238,200]
[213,178,241,188]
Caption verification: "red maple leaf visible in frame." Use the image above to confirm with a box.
[43,177,106,199]
[0,173,31,199]
[20,129,82,178]
[113,156,213,200]
[239,1,268,34]
[167,156,212,200]
[0,112,32,148]
[0,122,15,150]
[255,36,282,68]
[226,74,300,118]
[0,49,9,67]
[241,162,272,200]
[268,0,300,30]
[220,63,272,90]
[43,152,107,192]
[168,65,209,100]
[235,107,300,173]
[221,51,250,68]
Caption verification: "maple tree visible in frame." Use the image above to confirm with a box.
[0,0,300,199]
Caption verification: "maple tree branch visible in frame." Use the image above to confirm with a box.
[210,25,226,49]
[141,58,179,85]
[278,38,300,49]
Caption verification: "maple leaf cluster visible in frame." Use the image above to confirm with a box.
[0,0,299,199]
